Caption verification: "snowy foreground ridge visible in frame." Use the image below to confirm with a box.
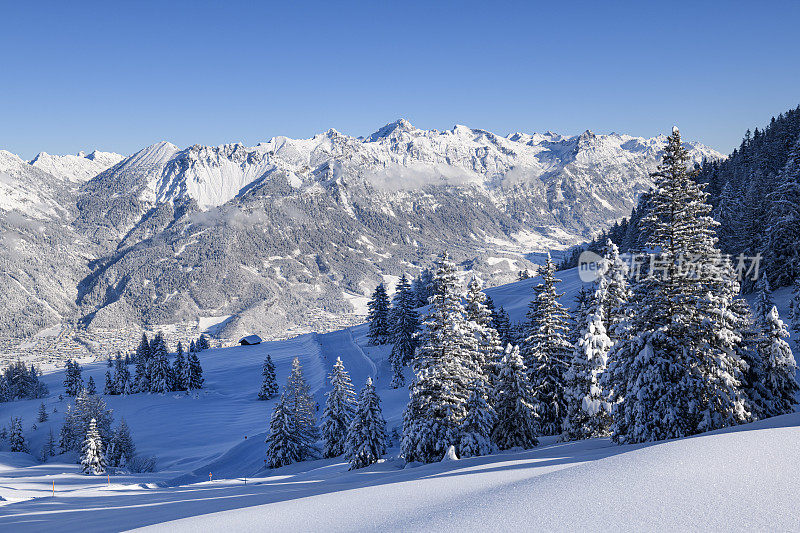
[0,270,798,531]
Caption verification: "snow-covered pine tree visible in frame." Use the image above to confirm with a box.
[104,370,116,395]
[599,239,632,341]
[186,352,204,390]
[521,254,571,436]
[285,357,318,458]
[606,126,749,444]
[367,283,391,345]
[764,137,800,287]
[402,252,475,463]
[389,274,420,388]
[266,392,303,468]
[113,355,131,395]
[258,354,279,400]
[561,303,612,441]
[345,377,387,470]
[80,418,106,475]
[321,357,357,458]
[759,306,800,417]
[108,418,136,468]
[491,345,538,450]
[60,389,115,454]
[458,381,496,458]
[133,349,149,392]
[149,332,171,394]
[754,275,776,328]
[45,428,57,457]
[412,268,434,308]
[730,297,771,419]
[198,334,211,351]
[135,332,150,365]
[172,344,187,391]
[37,402,48,423]
[9,416,27,452]
[86,376,96,395]
[464,277,504,391]
[63,360,84,397]
[189,339,197,354]
[492,305,513,347]
[791,278,800,351]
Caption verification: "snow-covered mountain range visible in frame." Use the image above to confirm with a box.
[0,121,722,355]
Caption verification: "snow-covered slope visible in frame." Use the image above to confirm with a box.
[29,150,124,183]
[0,267,796,531]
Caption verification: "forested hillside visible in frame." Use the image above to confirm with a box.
[560,105,800,291]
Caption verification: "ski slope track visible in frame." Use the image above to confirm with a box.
[0,268,797,531]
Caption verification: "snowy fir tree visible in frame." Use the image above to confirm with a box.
[345,377,387,470]
[258,354,279,400]
[412,268,434,308]
[464,277,504,391]
[764,137,800,287]
[561,303,612,441]
[402,252,475,463]
[759,306,800,417]
[284,357,318,459]
[606,127,749,444]
[134,349,150,392]
[197,334,211,351]
[730,297,772,419]
[172,343,187,391]
[266,392,303,468]
[9,416,27,453]
[60,389,114,453]
[148,332,171,393]
[754,275,776,328]
[108,418,136,468]
[114,355,131,395]
[63,360,84,396]
[86,375,96,395]
[104,370,116,395]
[80,418,107,475]
[189,339,197,354]
[135,332,151,364]
[186,352,204,390]
[389,273,420,388]
[37,401,48,423]
[458,381,496,458]
[367,282,391,345]
[521,254,571,436]
[45,428,57,457]
[491,345,538,450]
[322,357,357,458]
[598,239,632,341]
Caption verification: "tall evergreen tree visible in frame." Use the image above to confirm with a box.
[345,378,387,470]
[108,418,136,468]
[186,352,204,390]
[521,254,571,436]
[80,418,106,475]
[389,274,420,388]
[754,275,776,328]
[258,354,279,400]
[491,345,538,450]
[759,306,800,417]
[37,402,48,423]
[86,376,96,395]
[561,303,612,441]
[172,344,187,392]
[136,333,151,365]
[285,357,318,459]
[606,127,749,444]
[149,332,171,394]
[197,334,211,351]
[63,360,84,397]
[402,252,474,463]
[764,138,800,287]
[458,381,496,458]
[9,416,27,452]
[367,283,391,345]
[104,370,116,395]
[322,357,357,458]
[266,392,303,468]
[464,277,504,391]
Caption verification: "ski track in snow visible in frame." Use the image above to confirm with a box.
[0,267,798,531]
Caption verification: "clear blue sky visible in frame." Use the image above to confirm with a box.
[1,1,798,159]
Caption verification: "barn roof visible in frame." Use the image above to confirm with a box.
[239,334,262,345]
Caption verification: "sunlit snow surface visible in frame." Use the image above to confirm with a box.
[0,268,797,531]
